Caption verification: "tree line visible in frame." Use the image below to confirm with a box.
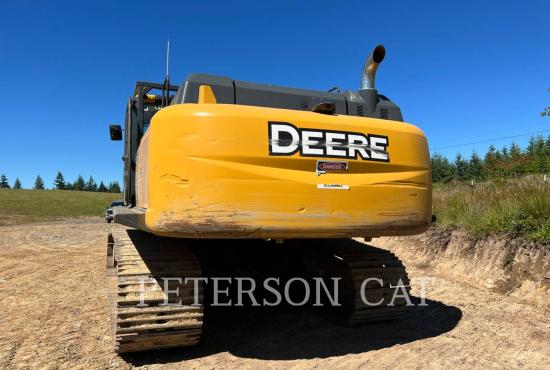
[431,134,550,183]
[0,171,121,192]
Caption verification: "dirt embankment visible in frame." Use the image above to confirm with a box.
[375,227,550,308]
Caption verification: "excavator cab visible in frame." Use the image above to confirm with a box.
[110,81,179,205]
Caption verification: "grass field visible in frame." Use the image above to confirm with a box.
[0,189,122,225]
[433,176,550,243]
[2,180,549,243]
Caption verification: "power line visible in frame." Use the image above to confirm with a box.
[432,129,550,151]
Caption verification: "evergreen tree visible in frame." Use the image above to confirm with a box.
[73,175,85,191]
[85,176,97,192]
[493,149,506,178]
[526,137,536,156]
[112,181,121,193]
[54,171,66,190]
[13,178,22,189]
[0,174,9,189]
[33,175,45,190]
[98,181,108,192]
[510,142,522,161]
[494,148,503,162]
[108,181,122,193]
[469,151,484,180]
[483,145,498,178]
[433,134,550,183]
[501,146,510,163]
[453,154,468,181]
[496,146,512,177]
[509,142,525,176]
[430,154,454,183]
[533,135,548,174]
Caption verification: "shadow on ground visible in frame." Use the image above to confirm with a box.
[122,297,462,365]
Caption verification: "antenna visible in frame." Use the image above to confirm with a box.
[166,39,170,78]
[162,39,171,107]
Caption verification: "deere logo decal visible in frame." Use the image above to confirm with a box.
[268,122,389,162]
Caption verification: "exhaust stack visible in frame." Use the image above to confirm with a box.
[359,45,386,113]
[361,45,386,90]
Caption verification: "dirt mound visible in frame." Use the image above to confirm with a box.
[374,227,550,308]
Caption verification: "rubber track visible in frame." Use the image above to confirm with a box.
[107,228,204,353]
[319,240,411,324]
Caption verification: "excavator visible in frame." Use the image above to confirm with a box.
[107,45,431,353]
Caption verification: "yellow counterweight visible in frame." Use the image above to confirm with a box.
[135,101,431,239]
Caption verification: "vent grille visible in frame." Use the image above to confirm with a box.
[357,105,364,116]
[380,108,388,119]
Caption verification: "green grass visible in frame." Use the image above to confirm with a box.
[0,189,122,225]
[433,177,550,243]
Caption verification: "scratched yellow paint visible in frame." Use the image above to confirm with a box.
[135,102,432,239]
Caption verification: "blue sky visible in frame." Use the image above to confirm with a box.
[1,0,549,188]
